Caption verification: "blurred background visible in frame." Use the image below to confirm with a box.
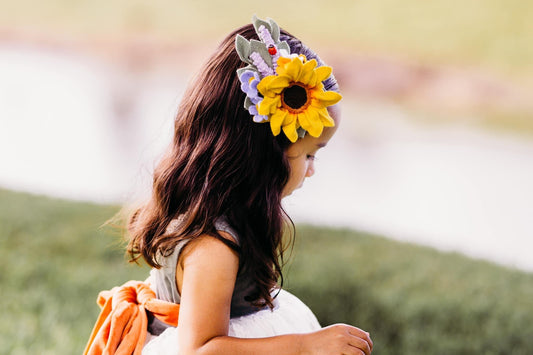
[1,0,532,269]
[1,1,533,354]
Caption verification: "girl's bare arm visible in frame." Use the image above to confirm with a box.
[176,235,372,355]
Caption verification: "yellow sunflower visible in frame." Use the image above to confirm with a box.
[256,56,342,142]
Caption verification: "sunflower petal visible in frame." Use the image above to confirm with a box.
[282,58,303,80]
[257,75,290,96]
[282,116,299,143]
[313,81,324,92]
[318,108,335,127]
[270,110,287,136]
[258,96,280,116]
[301,109,323,137]
[296,110,311,131]
[314,66,333,83]
[298,59,317,84]
[276,57,291,73]
[313,90,342,106]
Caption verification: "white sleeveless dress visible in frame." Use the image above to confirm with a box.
[142,219,321,355]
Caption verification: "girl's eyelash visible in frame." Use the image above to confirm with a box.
[306,154,316,161]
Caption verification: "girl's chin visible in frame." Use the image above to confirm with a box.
[282,185,304,199]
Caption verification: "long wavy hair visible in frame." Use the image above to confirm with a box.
[127,23,339,309]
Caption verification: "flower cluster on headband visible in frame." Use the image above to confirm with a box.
[235,16,342,143]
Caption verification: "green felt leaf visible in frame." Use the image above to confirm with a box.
[252,15,272,35]
[235,35,252,64]
[244,96,253,109]
[269,18,280,43]
[278,41,290,53]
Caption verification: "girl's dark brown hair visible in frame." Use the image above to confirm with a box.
[127,23,339,309]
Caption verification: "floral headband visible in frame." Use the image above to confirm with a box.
[235,16,342,143]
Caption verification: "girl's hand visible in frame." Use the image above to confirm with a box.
[301,324,373,355]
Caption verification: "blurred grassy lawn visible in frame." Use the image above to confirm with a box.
[0,189,147,355]
[2,188,533,354]
[1,0,533,80]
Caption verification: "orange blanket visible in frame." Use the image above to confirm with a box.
[83,280,180,355]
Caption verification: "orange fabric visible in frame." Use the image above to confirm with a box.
[83,280,180,355]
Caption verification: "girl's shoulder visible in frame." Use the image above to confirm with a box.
[149,216,240,304]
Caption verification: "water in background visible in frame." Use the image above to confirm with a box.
[1,44,532,271]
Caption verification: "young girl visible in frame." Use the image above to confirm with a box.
[88,16,373,355]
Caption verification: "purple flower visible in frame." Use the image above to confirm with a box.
[248,104,268,122]
[239,70,261,104]
[249,52,275,77]
[258,25,275,47]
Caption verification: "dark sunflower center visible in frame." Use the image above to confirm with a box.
[282,84,308,110]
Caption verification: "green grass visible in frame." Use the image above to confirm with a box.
[0,189,148,354]
[2,188,533,354]
[286,226,533,354]
[2,0,533,79]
